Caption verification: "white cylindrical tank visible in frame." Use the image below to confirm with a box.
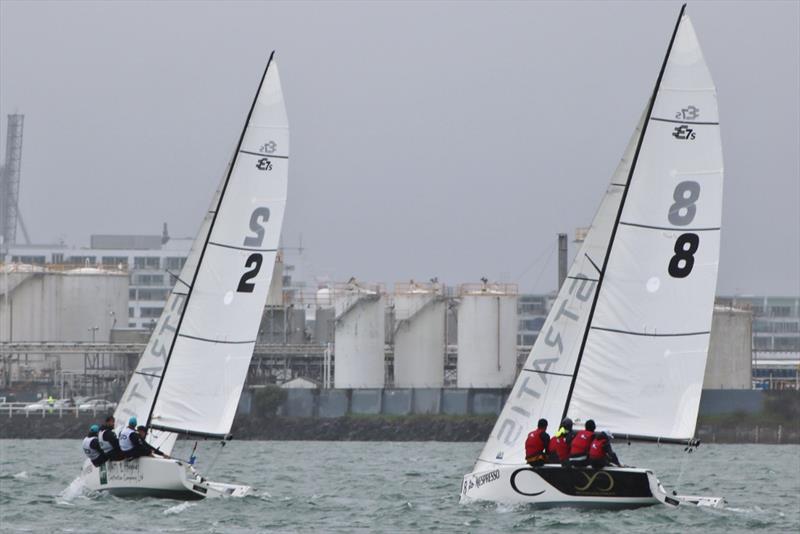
[457,282,518,388]
[60,268,129,370]
[393,281,446,387]
[394,281,447,388]
[704,304,753,389]
[333,281,385,388]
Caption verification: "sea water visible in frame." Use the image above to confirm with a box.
[1,440,798,532]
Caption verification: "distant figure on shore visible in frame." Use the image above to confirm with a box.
[82,424,108,467]
[525,418,550,466]
[569,419,596,467]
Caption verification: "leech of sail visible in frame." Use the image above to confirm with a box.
[561,5,688,422]
[208,241,279,252]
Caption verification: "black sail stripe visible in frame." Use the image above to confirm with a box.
[561,5,688,422]
[178,333,257,345]
[238,149,289,159]
[208,241,278,252]
[591,326,710,337]
[522,368,573,378]
[567,275,599,282]
[135,371,162,379]
[146,51,278,428]
[620,221,720,232]
[650,117,719,125]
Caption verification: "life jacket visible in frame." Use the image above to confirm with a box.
[589,436,609,460]
[119,426,136,452]
[549,435,570,461]
[82,436,102,461]
[570,430,594,457]
[525,428,548,460]
[97,428,115,454]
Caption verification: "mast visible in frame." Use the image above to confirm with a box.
[560,5,687,422]
[145,52,276,429]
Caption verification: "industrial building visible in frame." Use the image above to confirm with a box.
[0,263,128,391]
[5,233,192,329]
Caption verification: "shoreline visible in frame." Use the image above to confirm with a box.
[1,414,798,444]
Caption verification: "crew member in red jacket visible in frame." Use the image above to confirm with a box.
[524,418,550,466]
[589,430,621,469]
[568,419,596,467]
[548,417,575,464]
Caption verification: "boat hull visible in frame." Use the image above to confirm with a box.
[461,464,722,509]
[79,457,252,500]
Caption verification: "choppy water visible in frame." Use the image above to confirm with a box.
[0,440,798,532]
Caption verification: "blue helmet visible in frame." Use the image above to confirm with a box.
[128,416,137,426]
[89,424,100,433]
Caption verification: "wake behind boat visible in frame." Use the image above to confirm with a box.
[462,5,724,509]
[77,51,289,499]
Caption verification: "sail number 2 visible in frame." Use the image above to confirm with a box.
[236,207,271,293]
[667,180,700,278]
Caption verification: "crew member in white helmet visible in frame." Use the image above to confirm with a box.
[119,416,139,458]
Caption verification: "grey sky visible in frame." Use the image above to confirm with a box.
[1,0,798,295]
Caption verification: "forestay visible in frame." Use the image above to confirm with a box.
[147,54,289,437]
[473,10,721,470]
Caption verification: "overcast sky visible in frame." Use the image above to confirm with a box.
[1,0,798,296]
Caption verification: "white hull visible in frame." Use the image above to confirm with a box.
[461,464,723,509]
[79,457,252,500]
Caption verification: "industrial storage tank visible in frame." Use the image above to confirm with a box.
[704,304,753,389]
[393,281,446,387]
[1,265,127,344]
[456,282,518,388]
[333,280,385,388]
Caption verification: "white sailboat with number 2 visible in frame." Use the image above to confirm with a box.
[77,51,289,499]
[461,5,725,509]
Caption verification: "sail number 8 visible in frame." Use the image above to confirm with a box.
[667,181,700,278]
[237,207,270,293]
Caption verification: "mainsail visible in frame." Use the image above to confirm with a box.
[114,52,289,443]
[113,178,223,452]
[475,7,722,470]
